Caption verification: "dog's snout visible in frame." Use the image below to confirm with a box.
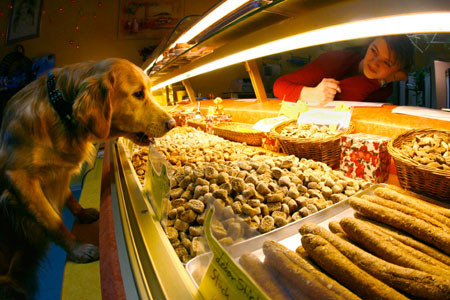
[165,118,176,131]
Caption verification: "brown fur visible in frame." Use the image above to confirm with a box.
[0,58,175,299]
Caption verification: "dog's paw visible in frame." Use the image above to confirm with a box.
[67,243,99,263]
[75,208,99,224]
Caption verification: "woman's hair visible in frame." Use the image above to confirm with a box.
[383,35,415,72]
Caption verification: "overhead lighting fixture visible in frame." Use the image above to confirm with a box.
[151,12,450,91]
[144,0,251,73]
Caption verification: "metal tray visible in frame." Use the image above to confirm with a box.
[185,183,387,287]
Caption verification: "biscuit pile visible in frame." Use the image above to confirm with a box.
[166,155,368,263]
[400,132,450,171]
[240,186,450,300]
[129,128,370,263]
[280,123,341,139]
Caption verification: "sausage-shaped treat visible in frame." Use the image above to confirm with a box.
[295,245,310,260]
[385,184,450,209]
[329,220,345,234]
[349,197,450,254]
[362,194,450,232]
[299,222,450,299]
[339,217,450,277]
[375,187,450,220]
[301,234,409,300]
[263,240,360,300]
[239,252,291,300]
[354,213,450,266]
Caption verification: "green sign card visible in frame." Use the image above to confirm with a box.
[143,145,170,221]
[198,207,269,300]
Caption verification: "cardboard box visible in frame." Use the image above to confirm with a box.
[261,132,281,152]
[340,133,391,183]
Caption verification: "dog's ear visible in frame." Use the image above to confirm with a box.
[73,72,113,139]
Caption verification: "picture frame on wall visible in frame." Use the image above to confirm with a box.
[6,0,43,44]
[118,0,184,41]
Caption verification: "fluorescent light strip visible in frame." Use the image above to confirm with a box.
[175,0,251,45]
[151,12,450,91]
[144,0,250,73]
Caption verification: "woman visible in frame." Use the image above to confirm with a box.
[273,35,414,105]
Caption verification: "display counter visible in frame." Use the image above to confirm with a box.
[97,102,450,299]
[99,0,450,297]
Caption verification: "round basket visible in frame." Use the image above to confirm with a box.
[270,120,354,168]
[213,122,263,146]
[187,119,206,131]
[388,128,450,202]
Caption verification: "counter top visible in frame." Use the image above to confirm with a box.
[172,99,450,139]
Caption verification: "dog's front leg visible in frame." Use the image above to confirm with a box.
[65,192,99,224]
[6,170,99,263]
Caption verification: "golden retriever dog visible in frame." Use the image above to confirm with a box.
[0,58,175,299]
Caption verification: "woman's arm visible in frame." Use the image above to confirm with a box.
[273,50,360,102]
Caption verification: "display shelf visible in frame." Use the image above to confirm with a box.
[106,141,200,299]
[147,0,450,91]
[145,0,288,78]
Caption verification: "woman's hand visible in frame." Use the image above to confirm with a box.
[299,78,341,105]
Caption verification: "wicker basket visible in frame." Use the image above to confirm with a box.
[388,128,450,202]
[187,119,206,131]
[271,120,354,168]
[213,122,263,146]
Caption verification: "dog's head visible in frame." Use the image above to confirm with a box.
[72,58,175,146]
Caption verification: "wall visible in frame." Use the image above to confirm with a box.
[0,0,217,68]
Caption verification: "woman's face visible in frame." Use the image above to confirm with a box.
[362,38,401,80]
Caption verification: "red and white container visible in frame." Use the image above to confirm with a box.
[340,133,391,183]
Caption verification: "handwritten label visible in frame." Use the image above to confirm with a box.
[278,100,308,120]
[198,208,269,300]
[143,145,170,221]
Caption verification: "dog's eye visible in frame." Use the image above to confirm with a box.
[133,91,145,100]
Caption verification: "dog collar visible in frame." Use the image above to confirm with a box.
[46,73,74,129]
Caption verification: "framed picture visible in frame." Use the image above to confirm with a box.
[118,0,184,41]
[7,0,43,44]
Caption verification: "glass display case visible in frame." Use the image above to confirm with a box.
[102,1,450,299]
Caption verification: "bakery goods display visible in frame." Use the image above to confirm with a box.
[129,127,370,263]
[236,185,450,300]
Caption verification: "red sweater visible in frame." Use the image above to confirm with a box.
[273,50,392,102]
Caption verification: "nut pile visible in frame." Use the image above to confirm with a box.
[165,155,369,263]
[280,123,341,139]
[400,132,450,170]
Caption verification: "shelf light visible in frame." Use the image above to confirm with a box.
[144,0,251,73]
[151,12,450,91]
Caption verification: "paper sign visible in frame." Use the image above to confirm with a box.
[198,207,270,300]
[127,140,134,157]
[143,145,171,221]
[278,100,308,120]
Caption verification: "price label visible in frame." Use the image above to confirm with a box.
[198,208,269,300]
[143,145,170,220]
[278,100,308,120]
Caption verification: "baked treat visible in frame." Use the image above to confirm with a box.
[339,217,450,277]
[361,194,450,232]
[299,222,450,299]
[301,234,409,300]
[374,187,450,221]
[239,252,291,300]
[349,197,450,254]
[263,240,360,300]
[354,214,450,266]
